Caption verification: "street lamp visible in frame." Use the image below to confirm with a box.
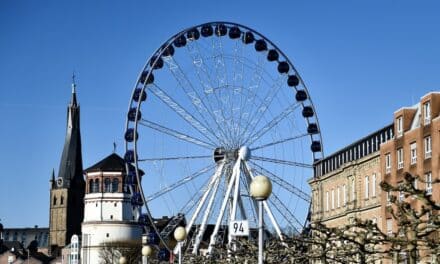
[250,175,272,264]
[142,245,153,264]
[119,256,127,264]
[173,226,187,264]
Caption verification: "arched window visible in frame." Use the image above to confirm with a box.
[92,179,100,193]
[104,178,111,192]
[53,196,57,205]
[89,179,94,193]
[112,178,119,192]
[60,196,64,205]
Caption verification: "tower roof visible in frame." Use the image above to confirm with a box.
[85,153,126,173]
[57,79,84,188]
[84,153,143,175]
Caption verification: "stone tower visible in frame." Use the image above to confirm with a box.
[81,153,142,264]
[49,79,85,255]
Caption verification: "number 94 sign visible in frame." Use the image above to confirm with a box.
[229,220,249,236]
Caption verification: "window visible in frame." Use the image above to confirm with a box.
[89,179,94,193]
[426,172,432,195]
[386,192,391,206]
[104,178,111,192]
[386,219,393,235]
[326,191,329,211]
[343,184,347,206]
[410,142,417,165]
[92,179,100,193]
[396,116,403,137]
[372,174,376,197]
[424,136,432,159]
[399,190,404,201]
[331,189,335,210]
[112,178,119,192]
[365,176,369,199]
[385,153,391,174]
[351,178,356,201]
[60,196,64,205]
[53,196,57,205]
[337,187,340,208]
[424,101,431,125]
[397,148,404,169]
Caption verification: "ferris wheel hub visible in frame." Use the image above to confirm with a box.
[238,146,251,161]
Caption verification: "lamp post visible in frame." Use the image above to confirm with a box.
[142,245,153,264]
[250,175,272,264]
[119,256,127,264]
[173,226,187,264]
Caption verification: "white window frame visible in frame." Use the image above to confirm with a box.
[351,178,356,201]
[365,176,369,199]
[399,190,404,201]
[426,172,432,195]
[386,219,393,235]
[331,189,335,210]
[337,186,340,208]
[397,148,404,169]
[386,192,391,206]
[343,184,347,206]
[424,101,431,125]
[372,174,376,197]
[397,116,403,137]
[326,191,329,211]
[410,142,417,165]
[425,136,432,159]
[385,153,391,174]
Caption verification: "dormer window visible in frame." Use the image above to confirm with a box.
[396,116,403,137]
[424,101,431,125]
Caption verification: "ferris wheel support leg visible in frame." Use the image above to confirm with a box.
[207,161,239,255]
[228,159,242,247]
[262,200,284,241]
[191,164,223,254]
[243,161,283,241]
[172,164,223,255]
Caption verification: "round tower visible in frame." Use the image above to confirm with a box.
[81,153,142,264]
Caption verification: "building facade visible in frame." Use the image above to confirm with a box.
[48,81,85,255]
[81,153,142,264]
[310,125,393,228]
[379,92,440,262]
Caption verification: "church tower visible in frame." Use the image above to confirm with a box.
[49,78,85,255]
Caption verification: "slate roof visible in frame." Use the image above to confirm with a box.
[84,153,126,173]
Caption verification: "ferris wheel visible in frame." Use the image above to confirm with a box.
[124,22,323,256]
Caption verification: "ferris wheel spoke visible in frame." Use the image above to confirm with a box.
[185,40,233,144]
[243,80,295,146]
[244,75,287,137]
[251,155,313,169]
[251,132,310,151]
[163,55,231,144]
[139,119,215,149]
[138,155,211,162]
[267,194,302,233]
[148,84,221,145]
[248,161,311,202]
[236,55,267,145]
[145,164,215,202]
[190,40,236,147]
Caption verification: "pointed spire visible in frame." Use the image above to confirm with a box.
[52,168,55,181]
[71,72,78,107]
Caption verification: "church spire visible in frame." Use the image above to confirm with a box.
[57,76,83,188]
[71,72,78,107]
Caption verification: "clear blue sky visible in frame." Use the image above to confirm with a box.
[0,0,439,228]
